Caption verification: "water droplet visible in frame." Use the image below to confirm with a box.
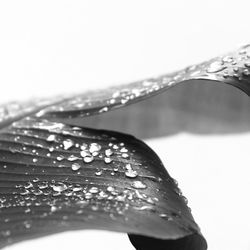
[104,157,113,164]
[72,163,81,171]
[95,170,103,176]
[159,213,173,221]
[47,135,56,142]
[68,155,79,161]
[38,182,48,189]
[91,205,99,211]
[51,205,57,212]
[99,107,109,113]
[72,185,82,192]
[89,143,101,153]
[63,139,74,150]
[245,61,250,67]
[56,155,64,161]
[105,149,113,157]
[80,150,91,157]
[107,186,115,192]
[85,193,93,199]
[80,143,88,150]
[121,153,129,158]
[49,147,54,152]
[25,208,31,213]
[92,151,99,156]
[207,60,226,73]
[24,182,33,189]
[131,181,147,189]
[125,169,138,178]
[89,187,99,194]
[24,221,31,229]
[133,205,155,211]
[2,230,11,237]
[120,147,128,153]
[109,98,116,104]
[222,56,234,63]
[52,182,67,192]
[83,155,94,163]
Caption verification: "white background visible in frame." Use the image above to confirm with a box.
[0,1,250,249]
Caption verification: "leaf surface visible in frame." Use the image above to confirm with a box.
[0,117,206,249]
[2,44,250,249]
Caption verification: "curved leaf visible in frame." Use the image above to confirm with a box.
[36,44,250,120]
[1,44,250,249]
[0,117,206,249]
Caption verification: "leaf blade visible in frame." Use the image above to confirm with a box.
[0,117,206,249]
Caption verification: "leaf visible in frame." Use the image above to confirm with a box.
[0,117,206,249]
[1,44,250,249]
[37,44,250,120]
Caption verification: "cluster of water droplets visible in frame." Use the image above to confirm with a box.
[0,117,189,240]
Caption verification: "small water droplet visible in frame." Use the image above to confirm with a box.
[38,182,48,189]
[57,155,64,161]
[32,158,38,163]
[47,135,56,142]
[159,213,173,221]
[85,193,93,199]
[222,56,234,63]
[131,181,147,189]
[83,155,94,163]
[2,230,11,237]
[99,107,108,113]
[68,155,79,161]
[133,205,155,211]
[89,143,101,153]
[125,169,138,178]
[51,205,57,212]
[104,157,113,164]
[52,182,67,192]
[80,143,88,150]
[80,150,91,157]
[207,60,226,73]
[107,186,115,192]
[89,187,99,194]
[243,69,250,76]
[95,170,103,176]
[120,147,128,153]
[105,149,113,157]
[121,153,129,158]
[72,163,81,171]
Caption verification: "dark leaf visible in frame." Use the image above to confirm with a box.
[1,44,250,249]
[0,117,206,249]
